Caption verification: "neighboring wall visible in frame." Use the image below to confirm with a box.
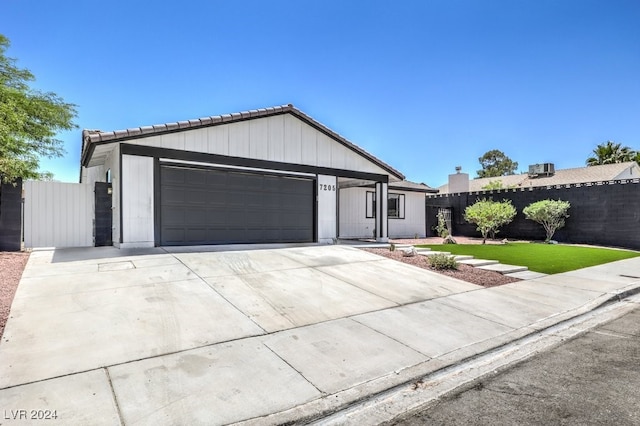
[427,179,640,250]
[23,181,93,248]
[0,180,22,251]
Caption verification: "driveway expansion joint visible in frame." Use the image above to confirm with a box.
[104,367,125,426]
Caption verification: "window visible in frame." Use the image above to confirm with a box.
[365,192,405,219]
[388,193,405,219]
[366,191,376,218]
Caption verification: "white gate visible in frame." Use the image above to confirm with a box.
[23,181,94,248]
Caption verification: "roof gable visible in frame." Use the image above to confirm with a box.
[82,104,404,180]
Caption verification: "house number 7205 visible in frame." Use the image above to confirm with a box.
[319,184,336,191]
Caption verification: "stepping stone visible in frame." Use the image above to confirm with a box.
[453,255,474,261]
[417,251,451,257]
[393,244,415,249]
[477,263,528,274]
[414,247,432,252]
[458,258,499,267]
[504,270,548,280]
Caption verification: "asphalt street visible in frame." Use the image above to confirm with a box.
[388,305,640,426]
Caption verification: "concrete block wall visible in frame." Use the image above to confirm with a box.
[427,180,640,250]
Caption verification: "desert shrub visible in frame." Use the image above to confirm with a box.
[428,253,458,270]
[434,211,449,238]
[464,198,516,244]
[523,199,570,242]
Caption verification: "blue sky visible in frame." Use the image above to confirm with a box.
[2,0,639,187]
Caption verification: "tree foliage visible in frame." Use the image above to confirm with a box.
[464,198,517,244]
[0,34,77,183]
[481,179,505,190]
[523,199,570,242]
[477,150,518,178]
[586,141,635,166]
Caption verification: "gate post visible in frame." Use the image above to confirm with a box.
[94,182,113,246]
[0,179,23,251]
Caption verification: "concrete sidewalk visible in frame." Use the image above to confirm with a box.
[0,246,639,425]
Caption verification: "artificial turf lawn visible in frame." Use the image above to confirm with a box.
[414,243,640,274]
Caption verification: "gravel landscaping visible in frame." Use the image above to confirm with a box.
[363,248,520,287]
[0,251,29,339]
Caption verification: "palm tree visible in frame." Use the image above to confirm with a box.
[586,141,635,166]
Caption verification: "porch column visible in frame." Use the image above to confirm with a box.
[375,181,388,242]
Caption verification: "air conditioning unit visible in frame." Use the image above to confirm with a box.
[528,163,555,177]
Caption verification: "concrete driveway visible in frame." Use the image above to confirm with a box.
[1,245,638,425]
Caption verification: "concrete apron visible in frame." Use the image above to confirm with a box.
[0,247,638,425]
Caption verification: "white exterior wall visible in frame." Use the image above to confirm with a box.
[614,164,640,180]
[317,175,337,242]
[81,163,105,185]
[389,191,426,238]
[23,181,93,248]
[339,187,425,239]
[126,114,391,176]
[121,155,154,248]
[338,187,376,239]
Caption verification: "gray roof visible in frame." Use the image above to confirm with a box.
[81,104,405,180]
[389,180,438,193]
[438,162,640,193]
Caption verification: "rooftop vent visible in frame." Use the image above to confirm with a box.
[528,163,555,177]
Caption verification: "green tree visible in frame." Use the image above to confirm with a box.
[481,179,517,190]
[477,150,518,178]
[481,179,504,190]
[0,34,77,183]
[586,141,635,166]
[464,198,517,244]
[523,199,570,242]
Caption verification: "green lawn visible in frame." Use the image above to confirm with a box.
[415,243,640,274]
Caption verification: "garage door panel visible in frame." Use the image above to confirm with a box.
[184,169,208,186]
[162,187,186,204]
[184,189,209,204]
[162,207,185,225]
[205,210,230,225]
[184,228,210,243]
[184,209,208,225]
[162,228,185,243]
[205,173,227,186]
[162,167,187,184]
[160,166,314,245]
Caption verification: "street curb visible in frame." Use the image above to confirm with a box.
[234,285,640,426]
[312,292,640,426]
